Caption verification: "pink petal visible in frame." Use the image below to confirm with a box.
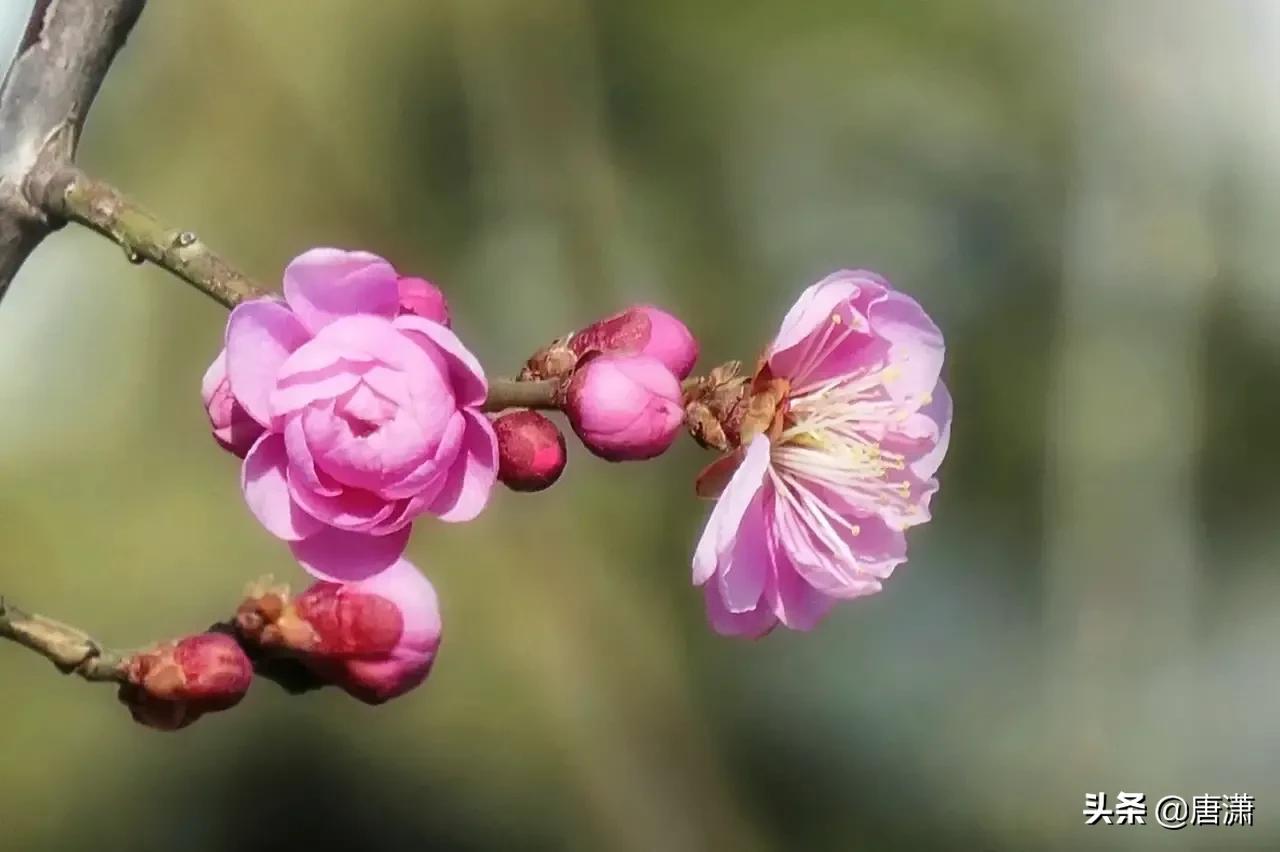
[288,476,396,533]
[394,315,488,408]
[717,490,770,613]
[771,273,861,354]
[381,410,468,500]
[201,350,229,407]
[225,300,310,428]
[301,402,439,493]
[767,272,877,379]
[767,553,839,631]
[284,415,341,497]
[272,365,362,416]
[771,486,882,599]
[868,288,945,406]
[791,483,909,580]
[703,583,777,639]
[312,314,442,376]
[289,525,412,582]
[910,380,951,479]
[241,433,324,541]
[844,514,908,579]
[692,435,771,586]
[283,248,400,334]
[426,411,498,522]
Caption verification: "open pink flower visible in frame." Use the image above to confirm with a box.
[693,270,951,638]
[217,248,497,581]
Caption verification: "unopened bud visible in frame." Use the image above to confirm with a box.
[201,351,265,458]
[569,305,698,380]
[238,560,441,705]
[396,276,451,326]
[494,410,567,492]
[564,354,683,461]
[119,633,253,731]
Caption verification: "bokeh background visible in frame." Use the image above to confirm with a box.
[2,2,1279,849]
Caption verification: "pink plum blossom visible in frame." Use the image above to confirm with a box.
[564,353,684,461]
[216,248,497,581]
[569,304,699,380]
[693,270,951,638]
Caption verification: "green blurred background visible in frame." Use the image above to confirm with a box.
[2,2,1278,849]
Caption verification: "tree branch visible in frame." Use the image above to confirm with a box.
[483,378,560,412]
[0,595,126,682]
[0,0,148,301]
[39,166,267,308]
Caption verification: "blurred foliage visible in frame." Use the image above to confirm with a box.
[2,2,1279,850]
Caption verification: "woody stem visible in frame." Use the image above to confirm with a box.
[0,596,127,683]
[38,166,268,309]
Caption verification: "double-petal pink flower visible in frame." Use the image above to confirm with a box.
[214,248,497,581]
[693,271,952,637]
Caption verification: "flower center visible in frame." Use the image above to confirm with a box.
[771,366,916,512]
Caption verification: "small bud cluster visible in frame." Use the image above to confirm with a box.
[120,560,441,730]
[499,304,699,478]
[235,560,440,705]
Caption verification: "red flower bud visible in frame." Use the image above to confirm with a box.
[119,633,253,731]
[493,410,567,492]
[237,560,440,705]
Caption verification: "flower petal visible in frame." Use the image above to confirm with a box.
[284,415,341,497]
[225,299,310,428]
[717,489,770,613]
[289,525,412,582]
[283,248,400,334]
[426,411,498,522]
[692,435,771,586]
[767,271,886,382]
[869,287,945,407]
[241,433,324,541]
[288,477,396,533]
[910,380,951,479]
[395,315,488,408]
[768,552,839,630]
[703,582,777,639]
[380,410,468,500]
[771,483,883,599]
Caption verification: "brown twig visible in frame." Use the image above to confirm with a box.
[39,166,267,308]
[0,596,127,682]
